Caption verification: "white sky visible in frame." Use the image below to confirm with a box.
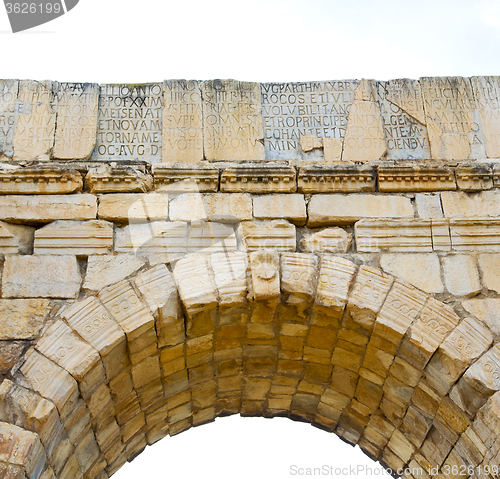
[3,1,500,478]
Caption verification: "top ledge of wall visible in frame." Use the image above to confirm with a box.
[1,76,500,167]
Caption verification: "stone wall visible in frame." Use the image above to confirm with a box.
[1,77,500,479]
[2,77,500,164]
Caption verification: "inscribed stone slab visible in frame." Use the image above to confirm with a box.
[53,83,99,160]
[93,83,163,163]
[202,80,264,161]
[0,80,18,159]
[420,77,485,160]
[261,81,358,161]
[377,79,431,160]
[163,80,203,163]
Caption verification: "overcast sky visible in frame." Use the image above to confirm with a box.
[4,1,500,478]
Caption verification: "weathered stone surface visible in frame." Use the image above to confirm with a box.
[456,165,493,192]
[0,194,97,223]
[237,220,296,251]
[250,250,280,300]
[153,164,219,193]
[377,79,431,160]
[442,255,481,297]
[0,167,82,195]
[34,220,113,255]
[450,218,500,252]
[202,80,264,161]
[253,194,306,225]
[0,341,26,373]
[169,193,206,222]
[221,165,296,193]
[83,254,145,291]
[355,219,432,252]
[298,165,376,193]
[187,221,237,253]
[202,194,252,222]
[300,134,322,152]
[86,166,153,194]
[98,193,169,222]
[54,82,99,160]
[477,254,500,293]
[380,254,443,294]
[316,256,356,311]
[462,298,500,337]
[378,166,456,192]
[442,191,500,217]
[308,194,414,226]
[0,220,34,254]
[2,255,81,299]
[210,252,248,305]
[0,299,51,340]
[421,77,484,160]
[163,80,204,163]
[261,81,357,161]
[471,76,500,158]
[13,80,57,161]
[415,193,443,218]
[114,221,187,256]
[0,80,18,159]
[93,83,163,163]
[300,227,352,253]
[342,80,386,162]
[281,252,318,299]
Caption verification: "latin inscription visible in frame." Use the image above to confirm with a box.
[93,83,163,163]
[261,81,357,160]
[163,80,203,163]
[0,80,18,158]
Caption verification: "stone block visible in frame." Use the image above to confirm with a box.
[53,82,99,160]
[114,221,187,257]
[92,83,163,163]
[152,164,219,193]
[378,166,456,192]
[456,165,493,192]
[169,193,207,222]
[342,80,386,161]
[415,193,443,218]
[431,218,452,251]
[34,220,113,255]
[281,252,318,299]
[209,252,248,306]
[380,253,444,293]
[249,250,280,301]
[202,194,252,222]
[98,193,169,222]
[478,254,500,292]
[86,166,153,194]
[202,80,264,161]
[0,167,83,195]
[221,165,296,193]
[441,191,500,218]
[187,221,237,253]
[450,218,500,252]
[308,194,414,226]
[0,341,26,374]
[462,298,500,337]
[315,256,356,312]
[162,80,204,163]
[237,220,296,251]
[0,80,19,159]
[253,194,306,225]
[300,227,352,253]
[0,194,97,223]
[0,299,51,340]
[297,165,376,193]
[355,219,432,252]
[442,255,481,296]
[0,221,34,254]
[83,254,145,291]
[2,255,81,299]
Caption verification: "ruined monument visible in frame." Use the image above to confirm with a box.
[0,77,500,478]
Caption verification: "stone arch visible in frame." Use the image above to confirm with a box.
[0,251,499,479]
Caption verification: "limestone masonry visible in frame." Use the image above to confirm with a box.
[2,77,500,479]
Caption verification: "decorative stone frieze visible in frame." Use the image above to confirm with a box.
[297,165,376,193]
[220,165,296,193]
[300,227,352,253]
[456,165,493,192]
[449,218,500,252]
[237,220,296,251]
[378,166,456,192]
[34,220,114,255]
[0,167,83,194]
[0,220,34,254]
[85,166,153,194]
[152,164,219,193]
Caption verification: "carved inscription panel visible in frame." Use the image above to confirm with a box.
[93,83,163,163]
[261,81,357,161]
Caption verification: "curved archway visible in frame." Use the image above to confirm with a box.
[1,251,499,479]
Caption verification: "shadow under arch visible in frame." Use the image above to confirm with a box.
[1,251,500,479]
